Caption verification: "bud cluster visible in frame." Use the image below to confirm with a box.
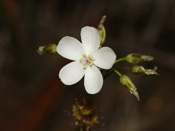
[113,53,158,101]
[72,98,99,130]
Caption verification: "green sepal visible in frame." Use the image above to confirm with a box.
[119,74,140,101]
[130,65,158,75]
[37,43,57,55]
[97,15,106,48]
[126,53,154,64]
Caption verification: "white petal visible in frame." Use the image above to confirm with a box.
[84,66,103,94]
[93,47,116,69]
[59,61,85,85]
[57,36,84,61]
[81,26,100,54]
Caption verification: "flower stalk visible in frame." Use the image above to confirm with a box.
[113,69,122,77]
[114,57,126,64]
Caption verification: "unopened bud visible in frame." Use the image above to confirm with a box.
[131,65,158,75]
[37,43,57,55]
[97,15,106,48]
[120,74,140,101]
[126,53,154,64]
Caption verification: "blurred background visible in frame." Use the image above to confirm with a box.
[0,0,174,130]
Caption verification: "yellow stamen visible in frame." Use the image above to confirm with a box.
[83,66,87,69]
[83,54,87,56]
[90,62,93,66]
[79,58,83,62]
[88,55,92,59]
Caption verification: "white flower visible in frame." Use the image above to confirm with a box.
[57,26,116,94]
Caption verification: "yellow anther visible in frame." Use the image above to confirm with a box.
[88,55,92,59]
[83,66,87,69]
[90,62,93,66]
[79,58,83,62]
[83,53,87,56]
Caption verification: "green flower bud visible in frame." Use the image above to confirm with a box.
[131,65,158,75]
[126,53,154,64]
[97,15,106,48]
[120,74,140,101]
[37,43,57,55]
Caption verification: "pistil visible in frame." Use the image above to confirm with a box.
[80,53,94,69]
[86,59,90,63]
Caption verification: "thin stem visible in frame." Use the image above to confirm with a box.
[112,69,122,77]
[104,67,127,79]
[114,57,126,64]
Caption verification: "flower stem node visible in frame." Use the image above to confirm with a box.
[37,43,57,55]
[119,74,140,101]
[126,53,154,64]
[131,65,158,75]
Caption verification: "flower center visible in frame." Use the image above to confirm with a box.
[86,59,90,63]
[79,54,94,69]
